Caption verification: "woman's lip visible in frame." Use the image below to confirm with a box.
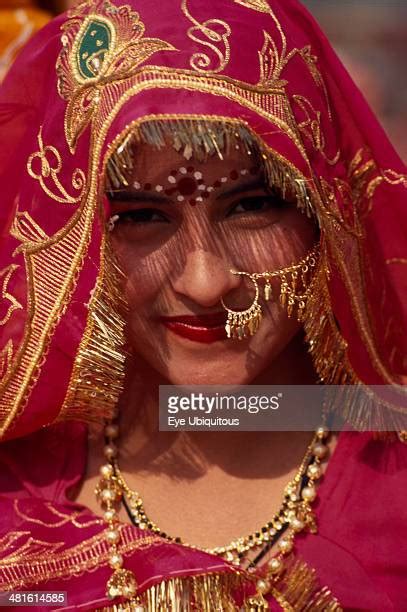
[158,314,227,343]
[159,313,227,327]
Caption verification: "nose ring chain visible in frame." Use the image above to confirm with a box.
[221,243,319,340]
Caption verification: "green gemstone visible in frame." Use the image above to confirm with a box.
[76,18,112,80]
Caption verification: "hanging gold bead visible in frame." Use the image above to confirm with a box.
[301,485,317,502]
[267,557,283,575]
[312,442,328,459]
[100,464,114,478]
[278,537,293,554]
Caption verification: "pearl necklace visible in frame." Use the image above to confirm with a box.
[96,422,331,606]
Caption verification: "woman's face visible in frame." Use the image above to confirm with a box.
[108,136,318,385]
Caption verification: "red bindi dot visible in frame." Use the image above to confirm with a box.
[213,180,221,188]
[187,166,194,173]
[177,176,197,196]
[165,188,177,195]
[170,169,178,176]
[144,183,151,190]
[188,198,197,206]
[249,166,258,175]
[230,170,239,180]
[202,191,210,199]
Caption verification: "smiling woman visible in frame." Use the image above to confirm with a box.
[0,0,406,610]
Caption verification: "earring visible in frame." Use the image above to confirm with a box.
[221,272,262,340]
[221,244,319,339]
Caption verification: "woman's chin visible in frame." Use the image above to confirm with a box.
[162,365,257,387]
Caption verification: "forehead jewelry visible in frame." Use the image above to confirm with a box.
[221,244,319,340]
[130,164,259,206]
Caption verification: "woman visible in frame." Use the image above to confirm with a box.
[0,0,406,610]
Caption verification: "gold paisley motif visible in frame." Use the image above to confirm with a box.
[57,0,177,151]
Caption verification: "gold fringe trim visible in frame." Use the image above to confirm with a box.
[58,237,127,422]
[270,556,342,611]
[106,117,317,221]
[96,555,342,611]
[97,571,244,612]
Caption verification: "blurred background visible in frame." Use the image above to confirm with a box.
[1,0,406,160]
[303,0,407,161]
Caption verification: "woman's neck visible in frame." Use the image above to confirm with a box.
[114,332,318,479]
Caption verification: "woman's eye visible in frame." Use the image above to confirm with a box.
[227,195,287,216]
[116,208,170,224]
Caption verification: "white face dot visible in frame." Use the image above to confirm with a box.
[133,181,141,189]
[207,186,214,192]
[196,196,203,202]
[179,167,187,174]
[168,175,176,184]
[194,171,203,180]
[155,185,163,192]
[221,177,228,183]
[240,169,249,175]
[177,195,185,202]
[198,184,206,191]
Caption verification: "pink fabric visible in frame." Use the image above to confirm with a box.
[0,0,406,609]
[0,0,406,439]
[0,424,406,610]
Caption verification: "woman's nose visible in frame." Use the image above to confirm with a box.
[172,249,241,308]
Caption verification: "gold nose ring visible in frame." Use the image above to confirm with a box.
[220,272,262,340]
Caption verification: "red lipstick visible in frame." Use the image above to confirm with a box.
[159,313,227,343]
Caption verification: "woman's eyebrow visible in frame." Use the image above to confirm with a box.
[106,189,173,204]
[216,177,265,200]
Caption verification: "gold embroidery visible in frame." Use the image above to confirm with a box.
[57,0,177,151]
[10,211,49,250]
[0,264,22,326]
[181,0,231,74]
[0,340,13,380]
[234,0,271,13]
[13,499,103,529]
[293,95,339,164]
[27,128,86,204]
[0,527,161,591]
[297,45,333,122]
[381,168,407,187]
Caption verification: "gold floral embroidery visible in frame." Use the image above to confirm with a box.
[27,128,86,204]
[0,264,22,326]
[181,0,231,74]
[57,0,177,151]
[293,95,339,164]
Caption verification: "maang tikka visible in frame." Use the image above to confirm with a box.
[221,243,319,340]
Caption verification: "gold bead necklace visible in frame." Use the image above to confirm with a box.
[95,421,331,606]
